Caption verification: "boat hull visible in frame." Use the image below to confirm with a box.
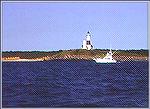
[93,58,117,63]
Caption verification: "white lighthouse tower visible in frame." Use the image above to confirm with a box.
[82,40,87,49]
[82,31,93,50]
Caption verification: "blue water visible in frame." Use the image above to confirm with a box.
[2,60,149,107]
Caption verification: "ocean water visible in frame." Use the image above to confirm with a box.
[2,60,149,107]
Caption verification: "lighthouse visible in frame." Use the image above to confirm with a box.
[82,31,93,50]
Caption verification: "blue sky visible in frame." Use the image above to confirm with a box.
[2,2,148,51]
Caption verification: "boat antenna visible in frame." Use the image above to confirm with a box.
[109,39,112,52]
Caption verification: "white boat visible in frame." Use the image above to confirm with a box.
[93,49,117,63]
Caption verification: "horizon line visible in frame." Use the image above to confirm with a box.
[2,48,149,52]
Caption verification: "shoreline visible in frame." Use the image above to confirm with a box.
[2,59,43,62]
[2,59,148,62]
[2,49,148,62]
[2,57,148,62]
